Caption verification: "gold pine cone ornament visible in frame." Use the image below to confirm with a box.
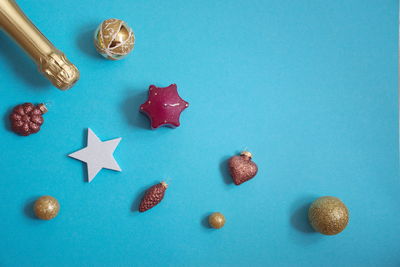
[94,18,135,60]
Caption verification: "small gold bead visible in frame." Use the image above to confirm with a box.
[208,212,226,229]
[34,196,60,220]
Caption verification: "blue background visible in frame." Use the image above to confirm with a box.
[0,0,399,266]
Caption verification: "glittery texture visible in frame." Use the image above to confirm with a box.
[140,84,189,129]
[139,182,168,212]
[228,152,258,185]
[94,18,135,60]
[9,103,46,136]
[308,196,349,235]
[208,212,226,229]
[34,196,60,220]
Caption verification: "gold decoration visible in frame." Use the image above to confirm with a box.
[34,196,60,220]
[0,0,79,90]
[308,196,349,235]
[240,151,253,159]
[38,103,48,114]
[94,18,135,60]
[209,212,226,229]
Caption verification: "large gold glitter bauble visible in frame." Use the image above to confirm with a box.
[94,18,135,60]
[34,196,60,220]
[208,212,226,229]
[308,196,349,235]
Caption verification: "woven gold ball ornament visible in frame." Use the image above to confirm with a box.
[208,212,226,229]
[308,196,349,235]
[34,196,60,220]
[94,18,135,60]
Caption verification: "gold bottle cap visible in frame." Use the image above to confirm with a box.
[40,52,79,90]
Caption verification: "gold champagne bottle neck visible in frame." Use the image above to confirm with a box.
[0,0,79,90]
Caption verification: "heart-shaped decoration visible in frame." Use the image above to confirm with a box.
[228,151,258,185]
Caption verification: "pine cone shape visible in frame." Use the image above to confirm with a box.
[139,182,168,212]
[9,103,47,136]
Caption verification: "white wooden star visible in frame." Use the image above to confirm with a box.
[69,128,122,182]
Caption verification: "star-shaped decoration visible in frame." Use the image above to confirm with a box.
[140,84,189,129]
[69,128,122,182]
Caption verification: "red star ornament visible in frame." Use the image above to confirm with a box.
[140,84,189,129]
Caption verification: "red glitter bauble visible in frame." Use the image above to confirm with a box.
[228,151,258,185]
[9,103,47,136]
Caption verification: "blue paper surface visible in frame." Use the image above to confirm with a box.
[0,0,399,266]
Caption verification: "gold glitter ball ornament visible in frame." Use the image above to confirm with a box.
[208,212,226,229]
[34,196,60,220]
[94,18,135,60]
[308,196,349,235]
